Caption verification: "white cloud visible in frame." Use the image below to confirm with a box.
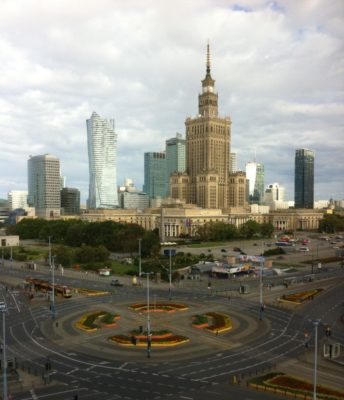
[0,0,343,203]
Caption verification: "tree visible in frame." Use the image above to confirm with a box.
[319,214,344,233]
[6,218,47,239]
[260,223,274,238]
[239,220,261,239]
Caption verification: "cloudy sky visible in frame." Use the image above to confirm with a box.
[0,0,343,203]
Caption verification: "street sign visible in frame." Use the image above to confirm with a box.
[0,302,6,311]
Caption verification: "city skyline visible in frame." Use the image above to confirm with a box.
[0,1,343,203]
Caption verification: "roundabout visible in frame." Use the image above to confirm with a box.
[1,265,344,400]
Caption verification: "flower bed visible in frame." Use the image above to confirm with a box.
[205,312,232,333]
[280,289,323,304]
[109,332,189,347]
[75,311,120,331]
[129,302,188,312]
[192,314,209,329]
[131,329,171,339]
[192,312,232,333]
[249,373,344,399]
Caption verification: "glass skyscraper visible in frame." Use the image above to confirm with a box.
[294,149,314,208]
[87,112,118,209]
[165,133,186,195]
[245,161,265,204]
[143,152,168,200]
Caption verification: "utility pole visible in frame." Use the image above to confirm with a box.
[0,302,8,400]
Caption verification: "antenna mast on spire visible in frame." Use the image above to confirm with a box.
[206,42,211,75]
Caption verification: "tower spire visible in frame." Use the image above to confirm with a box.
[206,41,211,76]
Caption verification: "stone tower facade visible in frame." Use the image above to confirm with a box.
[170,44,246,209]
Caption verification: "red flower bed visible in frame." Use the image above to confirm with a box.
[268,375,344,398]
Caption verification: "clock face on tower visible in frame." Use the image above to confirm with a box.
[203,86,214,93]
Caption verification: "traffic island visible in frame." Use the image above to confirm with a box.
[109,330,189,347]
[75,311,120,332]
[129,302,188,312]
[74,288,109,296]
[248,372,344,399]
[192,312,232,334]
[278,289,323,305]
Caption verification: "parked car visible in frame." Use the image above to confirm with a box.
[221,249,227,252]
[233,247,241,252]
[110,279,123,287]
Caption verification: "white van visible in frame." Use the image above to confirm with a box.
[298,246,309,252]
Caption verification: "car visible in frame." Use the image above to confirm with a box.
[221,249,227,252]
[298,247,309,252]
[110,279,123,287]
[233,247,241,252]
[240,251,247,255]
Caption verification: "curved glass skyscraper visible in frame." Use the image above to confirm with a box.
[87,112,118,209]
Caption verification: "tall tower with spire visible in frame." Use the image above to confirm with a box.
[170,44,247,209]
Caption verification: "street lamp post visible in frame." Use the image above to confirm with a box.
[259,243,264,320]
[142,272,154,358]
[0,301,8,400]
[48,236,52,268]
[1,247,3,266]
[313,320,320,400]
[138,238,142,278]
[9,247,12,262]
[168,249,172,300]
[51,255,56,319]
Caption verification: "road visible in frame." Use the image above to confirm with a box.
[0,253,343,399]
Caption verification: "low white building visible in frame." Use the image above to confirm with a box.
[0,235,20,247]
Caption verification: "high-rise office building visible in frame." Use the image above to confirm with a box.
[170,44,246,208]
[165,133,186,195]
[28,154,61,218]
[7,190,28,211]
[87,111,118,209]
[143,152,168,200]
[246,161,265,204]
[230,153,237,173]
[295,148,314,208]
[61,187,80,215]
